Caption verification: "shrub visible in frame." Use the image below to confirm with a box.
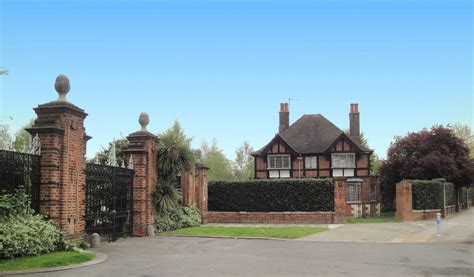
[410,180,445,210]
[153,179,182,214]
[0,189,69,259]
[208,179,334,212]
[155,205,201,233]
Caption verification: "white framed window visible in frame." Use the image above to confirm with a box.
[347,182,361,203]
[331,153,355,168]
[332,168,354,177]
[269,170,279,179]
[267,155,291,169]
[305,156,317,169]
[268,170,290,179]
[279,170,290,178]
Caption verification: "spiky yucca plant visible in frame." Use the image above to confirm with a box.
[156,131,195,179]
[153,179,182,214]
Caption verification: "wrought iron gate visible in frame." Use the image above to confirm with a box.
[85,163,134,241]
[0,150,41,213]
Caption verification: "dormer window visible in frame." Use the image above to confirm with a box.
[331,153,355,177]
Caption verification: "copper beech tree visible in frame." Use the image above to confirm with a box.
[380,125,474,210]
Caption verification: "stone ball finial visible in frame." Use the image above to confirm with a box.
[54,74,70,102]
[139,112,149,132]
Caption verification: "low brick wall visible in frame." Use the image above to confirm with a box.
[412,209,441,221]
[206,211,334,224]
[444,205,456,217]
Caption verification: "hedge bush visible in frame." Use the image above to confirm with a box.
[208,179,334,212]
[0,189,69,259]
[410,180,446,210]
[155,205,201,233]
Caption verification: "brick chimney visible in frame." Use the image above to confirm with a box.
[279,103,289,133]
[349,103,361,143]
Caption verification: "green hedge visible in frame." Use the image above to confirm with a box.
[208,179,334,212]
[410,180,456,210]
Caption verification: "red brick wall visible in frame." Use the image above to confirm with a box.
[206,211,334,224]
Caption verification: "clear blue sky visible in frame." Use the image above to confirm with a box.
[1,0,472,159]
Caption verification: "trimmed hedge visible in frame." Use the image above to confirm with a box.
[410,180,455,210]
[208,179,334,212]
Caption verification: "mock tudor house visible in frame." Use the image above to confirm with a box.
[251,103,380,217]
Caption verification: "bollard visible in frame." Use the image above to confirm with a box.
[147,224,155,237]
[436,212,442,237]
[90,233,101,248]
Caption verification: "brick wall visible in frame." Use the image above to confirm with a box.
[206,211,334,224]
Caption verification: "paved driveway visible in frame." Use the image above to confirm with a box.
[31,236,472,277]
[299,208,474,243]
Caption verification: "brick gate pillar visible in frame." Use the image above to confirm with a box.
[195,163,209,223]
[395,181,413,222]
[124,113,158,236]
[333,179,347,224]
[26,75,88,239]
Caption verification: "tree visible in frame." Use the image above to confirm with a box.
[0,124,13,149]
[0,68,8,76]
[13,120,35,152]
[93,138,129,166]
[201,138,233,181]
[156,120,195,180]
[232,141,254,181]
[450,123,474,158]
[380,125,474,211]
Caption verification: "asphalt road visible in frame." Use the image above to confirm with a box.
[31,236,473,277]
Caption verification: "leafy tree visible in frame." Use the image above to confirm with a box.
[232,141,254,181]
[0,68,8,75]
[450,123,474,158]
[13,119,34,152]
[201,138,233,181]
[380,125,474,211]
[156,120,195,180]
[0,123,13,149]
[93,138,129,166]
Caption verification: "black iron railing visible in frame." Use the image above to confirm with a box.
[85,163,134,241]
[0,150,41,213]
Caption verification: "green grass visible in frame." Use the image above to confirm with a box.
[0,251,96,271]
[346,213,398,224]
[164,226,328,239]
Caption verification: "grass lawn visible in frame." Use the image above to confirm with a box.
[164,226,328,239]
[0,251,95,271]
[346,213,398,224]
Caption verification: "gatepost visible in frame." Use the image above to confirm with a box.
[26,75,88,240]
[124,113,158,236]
